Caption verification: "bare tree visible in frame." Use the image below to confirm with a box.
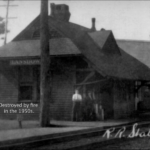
[0,19,5,35]
[0,0,17,43]
[0,17,9,35]
[40,0,51,127]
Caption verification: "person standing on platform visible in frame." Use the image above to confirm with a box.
[99,103,104,121]
[72,89,82,121]
[92,89,99,120]
[87,91,96,121]
[81,92,87,121]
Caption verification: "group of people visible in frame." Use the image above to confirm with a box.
[72,89,104,121]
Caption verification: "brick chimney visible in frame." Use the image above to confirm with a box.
[91,18,96,31]
[50,3,71,22]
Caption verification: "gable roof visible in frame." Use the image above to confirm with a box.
[117,40,150,68]
[12,15,89,41]
[0,16,150,80]
[88,30,111,49]
[89,31,121,55]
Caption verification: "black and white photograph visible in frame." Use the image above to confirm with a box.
[0,0,150,149]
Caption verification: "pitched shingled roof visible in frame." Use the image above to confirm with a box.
[0,16,150,81]
[0,38,80,58]
[117,40,150,68]
[12,15,89,41]
[47,16,150,80]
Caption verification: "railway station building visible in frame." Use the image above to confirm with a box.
[0,3,150,121]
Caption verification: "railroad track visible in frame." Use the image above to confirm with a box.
[0,121,150,150]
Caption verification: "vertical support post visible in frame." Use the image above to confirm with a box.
[40,0,51,127]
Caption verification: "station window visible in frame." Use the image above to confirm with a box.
[19,85,33,101]
[18,66,33,101]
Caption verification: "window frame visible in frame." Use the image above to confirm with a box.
[18,66,34,102]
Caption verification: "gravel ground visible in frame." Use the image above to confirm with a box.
[31,135,111,150]
[100,137,150,150]
[33,126,150,150]
[35,136,150,150]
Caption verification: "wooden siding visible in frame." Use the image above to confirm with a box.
[101,91,114,120]
[50,69,75,121]
[0,59,136,121]
[0,62,18,119]
[113,81,135,119]
[0,58,75,121]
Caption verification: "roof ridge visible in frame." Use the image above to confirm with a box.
[49,16,90,31]
[69,22,90,30]
[117,39,150,43]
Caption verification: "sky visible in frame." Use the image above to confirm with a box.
[0,0,150,46]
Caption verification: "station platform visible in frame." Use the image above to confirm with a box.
[51,119,138,127]
[0,118,141,148]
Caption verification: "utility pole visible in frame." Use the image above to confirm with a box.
[0,0,18,45]
[40,0,51,127]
